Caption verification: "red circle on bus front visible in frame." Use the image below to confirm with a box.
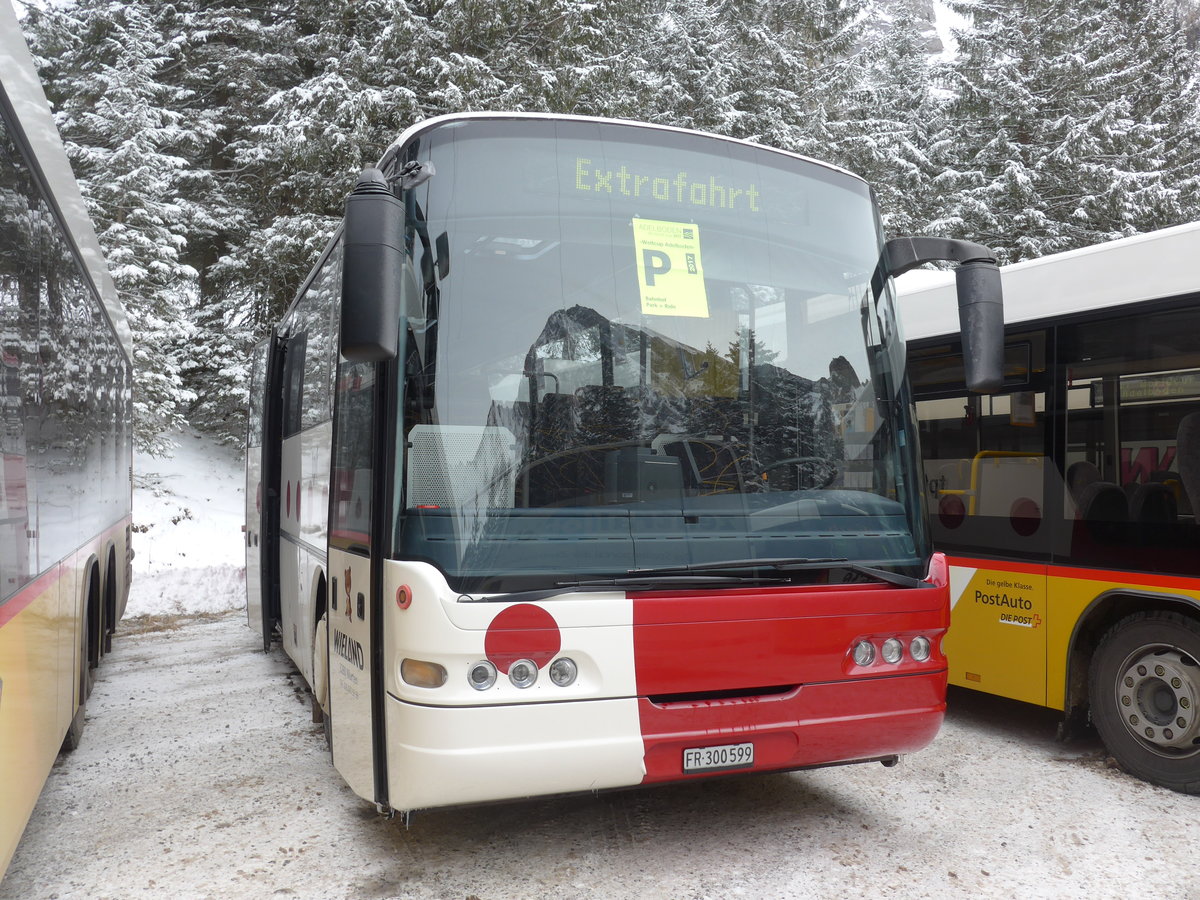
[484,604,561,674]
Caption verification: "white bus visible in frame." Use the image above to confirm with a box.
[0,3,134,877]
[247,112,1004,816]
[903,221,1200,793]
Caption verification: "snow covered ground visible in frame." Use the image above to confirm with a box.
[6,614,1200,899]
[6,428,1200,898]
[127,430,247,618]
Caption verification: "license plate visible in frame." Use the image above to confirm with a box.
[682,742,754,773]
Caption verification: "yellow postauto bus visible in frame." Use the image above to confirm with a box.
[0,3,134,878]
[902,222,1200,794]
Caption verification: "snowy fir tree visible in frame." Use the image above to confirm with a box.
[160,2,302,437]
[25,0,198,455]
[934,0,1200,262]
[830,4,943,235]
[16,0,1200,448]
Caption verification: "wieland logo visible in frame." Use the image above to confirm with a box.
[332,629,365,669]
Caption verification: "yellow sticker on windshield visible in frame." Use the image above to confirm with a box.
[632,218,709,318]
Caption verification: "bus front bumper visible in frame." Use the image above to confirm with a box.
[383,669,946,811]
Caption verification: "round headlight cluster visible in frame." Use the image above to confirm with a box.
[466,657,579,690]
[850,636,935,668]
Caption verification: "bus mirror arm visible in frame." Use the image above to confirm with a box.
[880,237,1004,394]
[340,168,404,362]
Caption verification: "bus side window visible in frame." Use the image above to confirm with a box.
[1177,411,1200,520]
[330,361,375,552]
[281,330,307,438]
[913,330,1050,556]
[300,250,339,429]
[1058,308,1200,568]
[918,391,1048,544]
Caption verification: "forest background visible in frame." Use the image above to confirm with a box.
[15,0,1200,455]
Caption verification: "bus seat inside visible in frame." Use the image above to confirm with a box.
[1177,411,1200,521]
[1076,480,1128,523]
[1067,460,1102,501]
[1130,482,1177,524]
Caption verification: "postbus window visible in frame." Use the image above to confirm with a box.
[913,330,1050,559]
[1058,307,1200,573]
[0,111,39,600]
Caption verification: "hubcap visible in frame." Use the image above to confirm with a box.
[1115,645,1200,756]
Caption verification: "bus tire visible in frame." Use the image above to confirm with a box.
[63,627,92,752]
[62,699,86,752]
[1089,611,1200,794]
[312,613,332,752]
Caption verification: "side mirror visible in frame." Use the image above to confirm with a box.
[881,236,1004,393]
[954,261,1003,393]
[340,168,403,362]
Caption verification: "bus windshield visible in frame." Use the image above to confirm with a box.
[390,117,925,592]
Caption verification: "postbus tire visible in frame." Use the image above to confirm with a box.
[63,629,91,752]
[62,698,86,752]
[1089,611,1200,794]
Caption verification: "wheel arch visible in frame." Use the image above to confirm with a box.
[1065,588,1200,729]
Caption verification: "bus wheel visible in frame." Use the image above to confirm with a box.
[63,626,92,751]
[1090,611,1200,794]
[312,613,331,751]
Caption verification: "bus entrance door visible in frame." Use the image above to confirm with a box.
[326,359,381,804]
[326,549,375,802]
[245,339,267,644]
[247,335,284,650]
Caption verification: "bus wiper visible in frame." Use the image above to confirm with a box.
[627,557,929,589]
[459,574,788,604]
[561,574,786,588]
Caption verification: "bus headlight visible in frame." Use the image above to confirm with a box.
[401,658,448,688]
[549,657,577,687]
[882,638,904,664]
[910,636,932,662]
[509,659,538,689]
[468,660,497,691]
[852,640,876,666]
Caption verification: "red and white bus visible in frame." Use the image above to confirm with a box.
[904,222,1200,793]
[246,112,1003,816]
[0,3,134,877]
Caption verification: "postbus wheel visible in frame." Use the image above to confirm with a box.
[1089,611,1200,794]
[62,614,94,752]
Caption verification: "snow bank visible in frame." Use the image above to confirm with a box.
[127,429,246,617]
